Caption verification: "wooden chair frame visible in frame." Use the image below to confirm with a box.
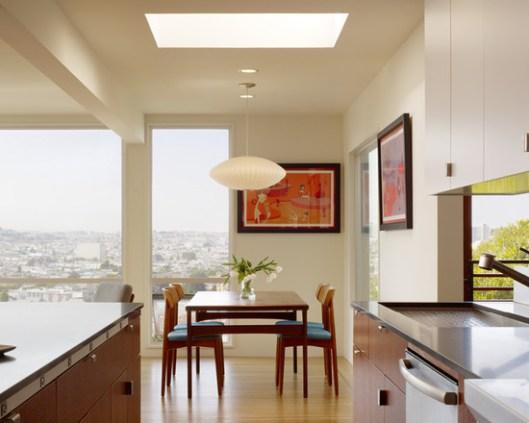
[276,286,339,396]
[161,285,224,397]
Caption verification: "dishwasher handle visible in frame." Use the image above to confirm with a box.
[399,359,458,405]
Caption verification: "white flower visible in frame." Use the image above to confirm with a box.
[266,272,277,283]
[276,266,283,273]
[229,270,238,278]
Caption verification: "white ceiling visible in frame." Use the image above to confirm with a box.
[0,0,423,115]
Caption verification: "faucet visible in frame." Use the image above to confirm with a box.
[478,251,529,288]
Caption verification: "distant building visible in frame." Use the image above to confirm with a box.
[74,243,102,261]
[472,224,492,245]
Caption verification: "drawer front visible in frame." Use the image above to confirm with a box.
[368,318,385,371]
[1,382,57,423]
[79,389,112,423]
[123,315,140,365]
[57,329,128,423]
[382,329,407,392]
[353,309,369,355]
[368,318,407,391]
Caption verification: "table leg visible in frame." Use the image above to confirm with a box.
[187,309,192,399]
[302,309,308,398]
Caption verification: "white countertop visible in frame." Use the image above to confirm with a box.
[465,379,529,423]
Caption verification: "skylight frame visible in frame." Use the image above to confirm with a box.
[145,13,349,48]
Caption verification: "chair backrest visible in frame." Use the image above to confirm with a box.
[170,283,185,300]
[316,284,330,328]
[162,285,184,344]
[318,286,336,339]
[93,283,134,302]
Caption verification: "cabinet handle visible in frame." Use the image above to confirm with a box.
[354,309,358,316]
[128,324,135,331]
[5,413,21,423]
[446,162,453,177]
[377,325,385,332]
[525,134,529,152]
[124,381,134,396]
[88,353,97,363]
[377,389,388,406]
[353,348,362,356]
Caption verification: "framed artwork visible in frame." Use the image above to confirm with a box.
[237,163,340,233]
[377,113,413,230]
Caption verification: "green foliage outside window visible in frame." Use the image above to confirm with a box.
[472,219,529,300]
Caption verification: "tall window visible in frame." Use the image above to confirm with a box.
[467,194,529,300]
[0,129,122,301]
[355,143,379,301]
[151,128,230,342]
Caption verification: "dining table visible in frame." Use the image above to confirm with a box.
[185,290,309,398]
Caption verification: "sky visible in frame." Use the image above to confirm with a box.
[472,194,529,228]
[152,128,229,233]
[0,128,229,233]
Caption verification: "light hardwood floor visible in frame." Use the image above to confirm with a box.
[141,356,353,422]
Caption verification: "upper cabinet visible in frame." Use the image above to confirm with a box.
[483,1,529,181]
[425,0,529,194]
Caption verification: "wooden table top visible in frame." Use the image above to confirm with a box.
[186,291,308,311]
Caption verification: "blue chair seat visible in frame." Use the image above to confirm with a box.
[279,326,331,341]
[168,321,224,342]
[275,320,324,329]
[307,327,332,341]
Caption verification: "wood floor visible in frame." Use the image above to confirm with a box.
[141,356,353,422]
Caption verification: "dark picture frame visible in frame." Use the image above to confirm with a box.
[237,163,341,233]
[377,113,413,230]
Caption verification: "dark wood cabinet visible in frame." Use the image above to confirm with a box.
[353,309,369,354]
[384,377,405,423]
[353,346,370,423]
[367,318,406,391]
[1,312,141,423]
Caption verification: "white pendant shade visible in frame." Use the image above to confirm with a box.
[210,156,286,190]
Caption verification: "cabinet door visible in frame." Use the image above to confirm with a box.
[385,377,405,423]
[353,345,370,423]
[353,309,369,355]
[450,0,484,189]
[111,370,129,423]
[484,0,529,180]
[425,0,452,194]
[80,389,112,423]
[369,364,386,423]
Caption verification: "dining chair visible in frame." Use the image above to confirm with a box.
[274,283,330,381]
[169,283,224,376]
[276,286,339,396]
[93,282,134,302]
[161,285,224,397]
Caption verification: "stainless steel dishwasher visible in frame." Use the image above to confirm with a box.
[399,351,459,423]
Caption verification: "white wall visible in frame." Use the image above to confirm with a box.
[134,114,344,357]
[343,24,463,362]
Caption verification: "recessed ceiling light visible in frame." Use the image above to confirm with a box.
[239,68,259,74]
[240,94,254,99]
[145,13,349,48]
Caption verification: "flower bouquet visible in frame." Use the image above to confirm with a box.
[224,255,282,299]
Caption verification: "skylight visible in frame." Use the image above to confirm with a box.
[145,13,349,48]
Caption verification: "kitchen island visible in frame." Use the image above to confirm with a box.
[0,302,142,423]
[351,301,529,423]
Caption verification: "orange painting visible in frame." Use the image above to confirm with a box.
[238,164,340,233]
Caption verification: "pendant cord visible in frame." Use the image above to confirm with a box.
[245,85,249,156]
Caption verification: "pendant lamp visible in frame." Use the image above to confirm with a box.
[210,83,286,190]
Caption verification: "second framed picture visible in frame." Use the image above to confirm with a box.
[377,113,413,230]
[237,163,340,233]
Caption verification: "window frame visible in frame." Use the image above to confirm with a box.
[0,124,124,290]
[147,123,234,349]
